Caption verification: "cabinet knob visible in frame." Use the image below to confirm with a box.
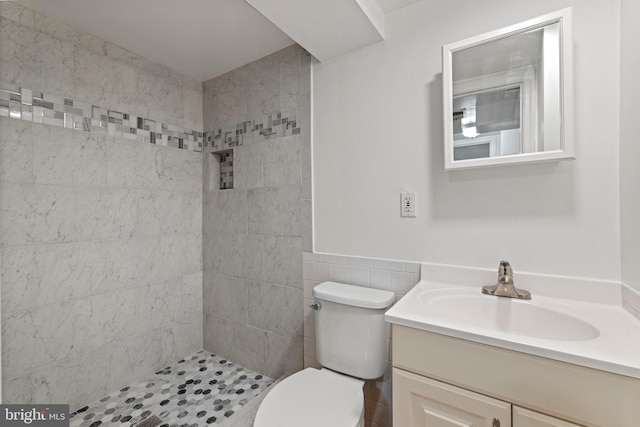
[492,418,500,427]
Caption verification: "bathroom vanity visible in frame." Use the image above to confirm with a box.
[392,325,639,426]
[385,263,640,427]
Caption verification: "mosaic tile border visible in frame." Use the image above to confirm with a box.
[205,112,301,153]
[0,83,204,152]
[1,83,303,156]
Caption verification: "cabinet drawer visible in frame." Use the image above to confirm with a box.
[513,407,582,427]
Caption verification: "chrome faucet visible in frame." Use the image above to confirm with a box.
[482,261,531,300]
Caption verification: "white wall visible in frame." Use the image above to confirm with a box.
[620,0,640,291]
[313,0,622,280]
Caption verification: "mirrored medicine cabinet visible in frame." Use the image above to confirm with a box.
[442,8,574,170]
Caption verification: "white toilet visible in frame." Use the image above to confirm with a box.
[253,281,396,427]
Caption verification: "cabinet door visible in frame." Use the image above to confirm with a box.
[394,368,512,427]
[513,407,583,427]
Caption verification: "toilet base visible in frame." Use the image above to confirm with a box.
[254,368,364,427]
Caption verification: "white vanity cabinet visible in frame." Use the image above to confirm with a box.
[394,368,580,427]
[392,325,640,427]
[394,367,512,426]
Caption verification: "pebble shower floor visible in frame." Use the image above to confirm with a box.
[69,351,273,427]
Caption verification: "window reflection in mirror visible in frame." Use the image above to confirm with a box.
[443,9,573,169]
[453,86,522,160]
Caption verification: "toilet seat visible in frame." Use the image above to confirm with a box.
[253,368,364,427]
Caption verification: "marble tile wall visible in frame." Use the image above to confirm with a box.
[303,252,421,427]
[0,116,203,411]
[202,45,312,380]
[0,2,203,411]
[0,1,203,133]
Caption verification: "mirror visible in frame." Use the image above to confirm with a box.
[443,9,574,170]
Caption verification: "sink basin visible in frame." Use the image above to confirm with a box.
[384,264,640,379]
[418,288,600,341]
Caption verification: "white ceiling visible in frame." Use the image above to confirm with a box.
[376,0,424,14]
[16,0,422,82]
[17,0,294,82]
[245,0,386,63]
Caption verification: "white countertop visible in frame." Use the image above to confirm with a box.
[384,263,640,380]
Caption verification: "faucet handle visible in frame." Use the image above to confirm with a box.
[498,260,513,278]
[483,260,531,300]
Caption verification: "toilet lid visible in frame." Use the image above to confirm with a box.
[254,368,364,427]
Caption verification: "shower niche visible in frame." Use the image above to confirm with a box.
[209,150,234,190]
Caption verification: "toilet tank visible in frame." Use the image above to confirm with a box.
[312,282,396,379]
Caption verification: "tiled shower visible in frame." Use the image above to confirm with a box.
[0,2,399,427]
[201,46,312,380]
[0,0,310,422]
[0,0,205,410]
